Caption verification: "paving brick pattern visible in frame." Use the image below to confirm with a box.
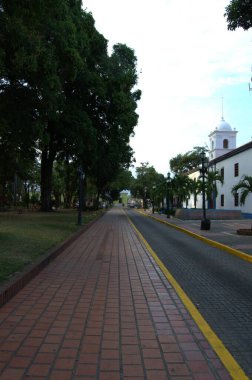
[0,207,232,379]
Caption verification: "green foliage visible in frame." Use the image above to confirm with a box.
[232,175,252,205]
[170,146,206,173]
[0,1,141,211]
[205,170,224,201]
[172,174,193,208]
[109,169,134,196]
[131,163,164,199]
[225,0,252,30]
[0,209,102,283]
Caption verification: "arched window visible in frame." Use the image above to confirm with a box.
[211,140,214,149]
[223,139,228,148]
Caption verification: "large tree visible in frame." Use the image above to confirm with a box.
[224,0,252,30]
[170,147,206,174]
[0,0,85,210]
[131,162,164,200]
[0,1,141,210]
[90,43,141,200]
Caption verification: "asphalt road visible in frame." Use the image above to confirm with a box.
[127,209,252,379]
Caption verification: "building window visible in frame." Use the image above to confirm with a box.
[234,163,239,177]
[211,141,214,150]
[221,194,224,207]
[220,167,224,180]
[234,193,239,207]
[223,139,228,148]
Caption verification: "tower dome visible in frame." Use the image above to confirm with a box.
[217,117,232,131]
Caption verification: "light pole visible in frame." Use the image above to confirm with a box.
[152,184,156,214]
[77,166,85,226]
[144,186,147,210]
[166,172,171,218]
[200,151,210,230]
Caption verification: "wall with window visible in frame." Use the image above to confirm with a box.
[214,148,252,214]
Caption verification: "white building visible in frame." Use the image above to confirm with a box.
[209,140,252,216]
[187,117,252,217]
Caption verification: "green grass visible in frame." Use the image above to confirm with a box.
[0,209,103,284]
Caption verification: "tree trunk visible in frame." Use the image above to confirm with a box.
[40,147,55,211]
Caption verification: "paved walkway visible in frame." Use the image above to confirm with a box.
[0,207,240,379]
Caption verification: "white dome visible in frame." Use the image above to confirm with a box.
[217,117,232,131]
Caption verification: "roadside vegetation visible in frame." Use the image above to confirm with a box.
[0,209,103,285]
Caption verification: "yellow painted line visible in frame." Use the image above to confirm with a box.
[127,214,249,380]
[138,211,252,263]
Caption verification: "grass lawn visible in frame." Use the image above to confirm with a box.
[0,208,103,285]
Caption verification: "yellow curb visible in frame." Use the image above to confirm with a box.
[138,211,252,263]
[127,214,249,380]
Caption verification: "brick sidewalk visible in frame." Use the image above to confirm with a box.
[0,207,232,379]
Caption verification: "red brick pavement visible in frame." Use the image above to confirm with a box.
[0,207,232,379]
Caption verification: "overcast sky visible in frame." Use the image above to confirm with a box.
[83,0,252,176]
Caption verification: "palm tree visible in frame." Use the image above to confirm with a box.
[232,175,252,206]
[205,170,224,209]
[173,174,192,208]
[189,178,201,208]
[232,175,252,230]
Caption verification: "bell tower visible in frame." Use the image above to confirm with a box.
[209,111,237,160]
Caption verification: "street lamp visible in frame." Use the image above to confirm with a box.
[166,172,171,218]
[200,151,211,230]
[77,166,85,225]
[152,184,156,214]
[144,186,147,210]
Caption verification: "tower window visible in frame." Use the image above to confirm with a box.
[234,163,239,177]
[223,139,228,148]
[211,141,214,150]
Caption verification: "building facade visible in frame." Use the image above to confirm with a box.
[209,141,252,216]
[186,118,252,217]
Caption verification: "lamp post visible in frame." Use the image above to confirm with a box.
[200,151,211,230]
[77,166,85,226]
[166,172,171,218]
[152,184,156,214]
[144,186,147,210]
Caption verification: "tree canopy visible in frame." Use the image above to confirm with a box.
[0,0,141,210]
[224,0,252,30]
[169,147,207,174]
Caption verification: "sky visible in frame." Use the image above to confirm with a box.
[83,0,252,176]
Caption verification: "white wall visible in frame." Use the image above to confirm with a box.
[214,148,252,214]
[185,147,252,215]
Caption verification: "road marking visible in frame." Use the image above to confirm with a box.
[222,232,239,237]
[127,213,249,380]
[139,211,252,263]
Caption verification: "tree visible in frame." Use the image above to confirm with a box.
[232,175,252,205]
[172,174,192,208]
[131,163,163,200]
[0,0,85,210]
[91,43,141,199]
[109,169,135,201]
[0,2,141,211]
[224,0,252,30]
[170,146,206,173]
[205,170,224,208]
[190,178,201,209]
